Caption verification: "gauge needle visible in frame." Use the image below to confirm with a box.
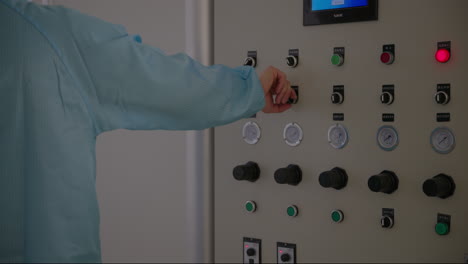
[439,136,448,144]
[385,135,392,142]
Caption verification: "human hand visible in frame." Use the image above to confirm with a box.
[259,66,297,113]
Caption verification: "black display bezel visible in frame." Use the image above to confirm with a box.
[304,0,378,26]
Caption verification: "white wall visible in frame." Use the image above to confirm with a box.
[49,0,189,262]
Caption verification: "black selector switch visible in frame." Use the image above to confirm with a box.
[281,254,291,262]
[243,51,257,68]
[435,83,450,105]
[246,248,256,257]
[331,93,343,104]
[435,91,450,105]
[331,85,345,105]
[381,85,395,105]
[381,215,394,228]
[274,165,302,186]
[286,49,299,68]
[319,167,348,190]
[368,170,399,194]
[423,174,456,199]
[233,162,260,182]
[381,208,395,229]
[286,56,298,68]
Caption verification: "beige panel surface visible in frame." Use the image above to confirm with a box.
[214,0,468,263]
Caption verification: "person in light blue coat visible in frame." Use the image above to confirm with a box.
[0,0,296,263]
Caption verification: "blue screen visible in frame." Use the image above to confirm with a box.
[312,0,368,11]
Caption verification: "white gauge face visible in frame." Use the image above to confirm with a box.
[242,121,261,145]
[377,126,399,151]
[328,124,348,149]
[283,123,303,147]
[431,127,455,154]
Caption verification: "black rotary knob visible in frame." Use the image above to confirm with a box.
[319,167,348,190]
[380,92,394,105]
[380,215,394,229]
[246,248,256,257]
[243,57,256,67]
[368,170,399,194]
[281,253,291,262]
[233,162,260,182]
[423,174,455,199]
[331,92,344,104]
[274,165,302,186]
[434,91,450,105]
[286,55,298,68]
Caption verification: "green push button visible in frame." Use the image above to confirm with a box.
[287,205,298,217]
[331,54,344,66]
[245,201,256,213]
[435,222,449,235]
[331,210,344,223]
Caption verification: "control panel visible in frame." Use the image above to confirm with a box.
[214,0,468,262]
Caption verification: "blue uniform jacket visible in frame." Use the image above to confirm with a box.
[0,0,265,262]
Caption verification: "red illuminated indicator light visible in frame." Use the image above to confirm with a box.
[245,245,249,248]
[436,49,451,63]
[279,250,283,253]
[380,52,394,65]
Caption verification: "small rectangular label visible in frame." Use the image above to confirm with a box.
[289,49,299,57]
[437,83,451,91]
[333,113,344,121]
[247,51,257,58]
[334,47,345,55]
[333,85,344,93]
[383,44,395,53]
[437,113,451,122]
[382,208,394,217]
[438,41,451,50]
[437,213,451,223]
[382,85,394,93]
[382,113,395,122]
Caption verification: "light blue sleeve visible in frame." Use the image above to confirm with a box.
[54,8,265,133]
[81,39,265,133]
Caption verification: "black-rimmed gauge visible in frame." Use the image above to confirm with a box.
[328,124,348,149]
[431,127,455,154]
[377,126,399,151]
[242,121,261,145]
[283,123,303,147]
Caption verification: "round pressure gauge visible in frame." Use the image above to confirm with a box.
[431,127,455,154]
[283,123,303,147]
[328,124,348,149]
[377,126,399,151]
[242,121,261,145]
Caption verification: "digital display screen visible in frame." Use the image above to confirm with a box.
[312,0,368,11]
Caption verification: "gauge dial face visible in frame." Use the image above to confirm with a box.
[431,127,455,154]
[242,121,261,145]
[283,123,303,147]
[377,126,399,151]
[328,124,348,149]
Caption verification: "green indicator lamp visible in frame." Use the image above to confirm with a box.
[245,201,256,213]
[435,222,449,236]
[331,54,344,66]
[287,205,299,217]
